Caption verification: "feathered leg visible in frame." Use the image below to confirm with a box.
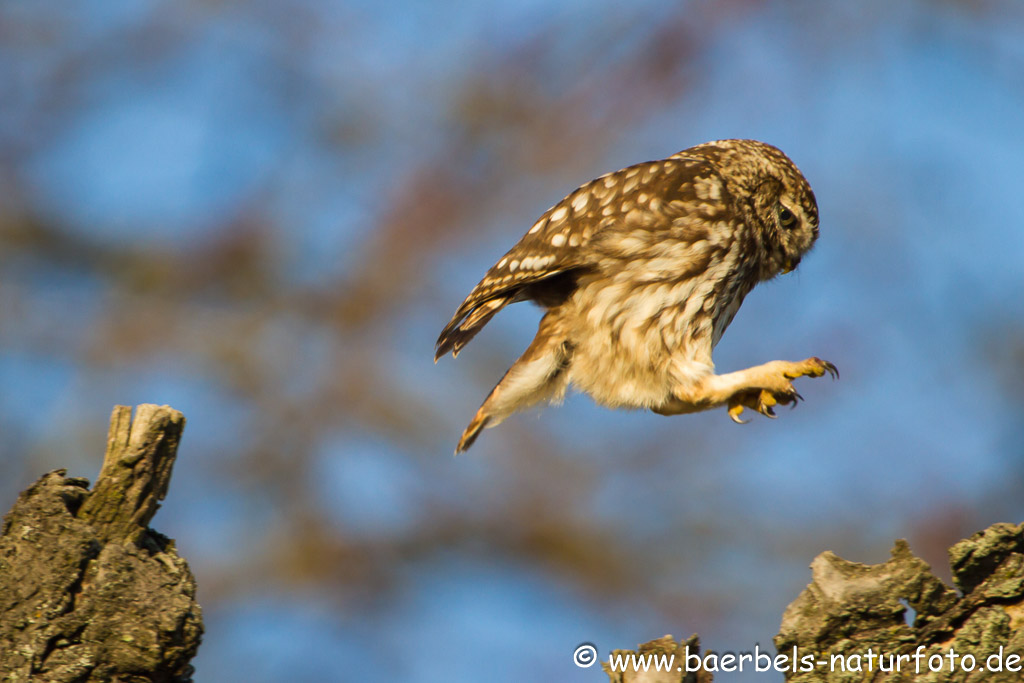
[653,357,838,421]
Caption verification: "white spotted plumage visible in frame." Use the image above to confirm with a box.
[437,139,835,453]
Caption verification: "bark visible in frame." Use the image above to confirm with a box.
[605,522,1024,682]
[0,405,202,683]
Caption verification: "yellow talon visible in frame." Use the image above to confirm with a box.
[757,390,778,417]
[728,402,747,424]
[725,357,836,425]
[785,358,835,380]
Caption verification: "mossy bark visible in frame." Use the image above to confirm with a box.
[0,405,202,683]
[606,523,1024,682]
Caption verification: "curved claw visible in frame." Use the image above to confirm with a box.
[774,391,800,407]
[756,389,778,418]
[809,357,839,380]
[728,403,749,424]
[788,358,840,381]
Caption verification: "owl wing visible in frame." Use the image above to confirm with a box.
[435,155,720,361]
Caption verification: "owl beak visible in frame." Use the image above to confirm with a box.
[782,257,799,274]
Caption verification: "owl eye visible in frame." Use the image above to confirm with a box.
[778,206,797,229]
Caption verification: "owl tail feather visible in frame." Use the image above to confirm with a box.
[453,320,573,453]
[456,412,489,454]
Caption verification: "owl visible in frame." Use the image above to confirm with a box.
[436,139,836,453]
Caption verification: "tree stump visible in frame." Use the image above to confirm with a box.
[606,523,1024,682]
[0,405,202,682]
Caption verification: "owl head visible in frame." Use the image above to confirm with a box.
[691,139,819,280]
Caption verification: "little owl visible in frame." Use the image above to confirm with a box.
[436,139,836,453]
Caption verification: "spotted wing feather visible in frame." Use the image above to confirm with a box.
[435,156,716,361]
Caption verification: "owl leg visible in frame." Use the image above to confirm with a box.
[655,357,837,420]
[455,321,573,453]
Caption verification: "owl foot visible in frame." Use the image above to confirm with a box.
[784,357,839,381]
[726,357,837,423]
[727,388,799,423]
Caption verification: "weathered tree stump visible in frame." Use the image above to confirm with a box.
[606,523,1024,682]
[0,405,202,682]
